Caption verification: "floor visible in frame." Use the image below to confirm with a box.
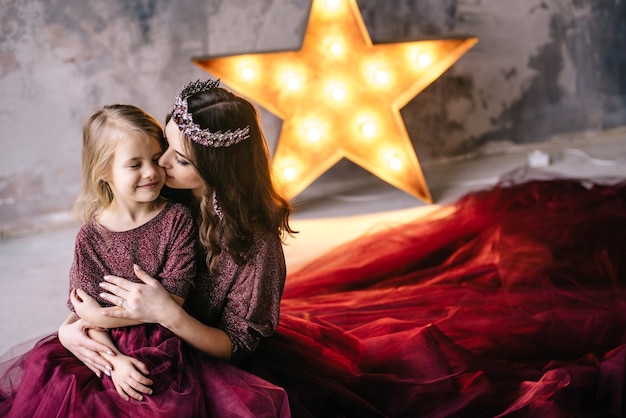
[1,128,625,357]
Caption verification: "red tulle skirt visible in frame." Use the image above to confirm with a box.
[0,324,290,418]
[244,178,626,417]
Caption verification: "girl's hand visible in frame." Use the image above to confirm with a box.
[71,288,103,321]
[99,264,176,324]
[108,354,154,401]
[58,314,114,377]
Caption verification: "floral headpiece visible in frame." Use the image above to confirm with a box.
[171,79,250,147]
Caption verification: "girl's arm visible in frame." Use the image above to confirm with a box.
[60,304,155,394]
[57,312,115,377]
[100,265,233,361]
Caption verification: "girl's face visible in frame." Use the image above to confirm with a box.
[107,136,165,207]
[160,119,205,197]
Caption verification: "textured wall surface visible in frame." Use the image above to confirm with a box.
[1,0,625,234]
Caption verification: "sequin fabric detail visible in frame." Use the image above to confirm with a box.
[68,203,197,311]
[184,230,287,364]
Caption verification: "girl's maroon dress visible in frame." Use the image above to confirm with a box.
[0,203,290,418]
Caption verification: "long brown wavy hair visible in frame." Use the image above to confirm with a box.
[168,86,295,272]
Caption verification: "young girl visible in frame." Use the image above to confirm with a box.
[67,103,196,402]
[0,104,289,418]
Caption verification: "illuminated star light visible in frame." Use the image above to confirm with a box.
[194,0,477,203]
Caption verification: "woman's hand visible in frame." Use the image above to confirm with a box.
[58,313,114,378]
[99,264,181,325]
[72,288,141,329]
[100,265,235,361]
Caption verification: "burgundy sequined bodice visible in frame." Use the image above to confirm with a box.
[68,203,196,311]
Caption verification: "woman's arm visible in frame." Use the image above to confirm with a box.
[158,298,233,361]
[71,289,141,329]
[100,265,233,361]
[71,288,184,329]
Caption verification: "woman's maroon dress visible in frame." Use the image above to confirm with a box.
[247,178,626,417]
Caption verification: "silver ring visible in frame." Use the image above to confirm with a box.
[120,299,125,307]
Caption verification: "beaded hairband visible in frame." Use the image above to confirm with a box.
[171,79,250,147]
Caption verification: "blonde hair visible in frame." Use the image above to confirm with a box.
[72,104,165,223]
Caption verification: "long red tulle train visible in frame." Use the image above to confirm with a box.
[245,178,626,417]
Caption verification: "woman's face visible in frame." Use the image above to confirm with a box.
[160,119,205,197]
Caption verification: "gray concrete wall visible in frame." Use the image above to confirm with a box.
[1,0,625,234]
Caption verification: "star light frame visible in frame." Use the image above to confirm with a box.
[194,0,477,203]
